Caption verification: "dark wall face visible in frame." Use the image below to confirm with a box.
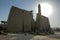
[7,6,34,33]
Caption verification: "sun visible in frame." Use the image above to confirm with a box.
[40,3,53,17]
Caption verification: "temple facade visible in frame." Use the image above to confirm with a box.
[7,6,34,33]
[6,4,53,34]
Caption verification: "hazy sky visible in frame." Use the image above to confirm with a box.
[0,0,60,28]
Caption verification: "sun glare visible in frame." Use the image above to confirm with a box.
[40,3,53,17]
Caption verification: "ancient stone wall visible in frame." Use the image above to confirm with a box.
[36,13,51,33]
[7,6,33,33]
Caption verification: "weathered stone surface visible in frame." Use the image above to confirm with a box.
[6,4,54,34]
[36,4,53,34]
[7,6,33,33]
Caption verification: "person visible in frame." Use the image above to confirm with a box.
[0,25,3,34]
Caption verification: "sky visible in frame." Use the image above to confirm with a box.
[0,0,60,28]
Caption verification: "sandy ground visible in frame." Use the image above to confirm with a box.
[0,32,60,40]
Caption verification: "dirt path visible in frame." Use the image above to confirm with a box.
[0,32,60,40]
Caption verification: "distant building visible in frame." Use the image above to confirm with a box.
[0,21,7,34]
[6,4,54,34]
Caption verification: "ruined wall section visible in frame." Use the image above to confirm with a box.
[40,16,51,33]
[7,6,24,32]
[7,6,34,33]
[23,11,33,32]
[36,14,51,33]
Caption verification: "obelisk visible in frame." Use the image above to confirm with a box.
[38,4,41,15]
[36,4,41,33]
